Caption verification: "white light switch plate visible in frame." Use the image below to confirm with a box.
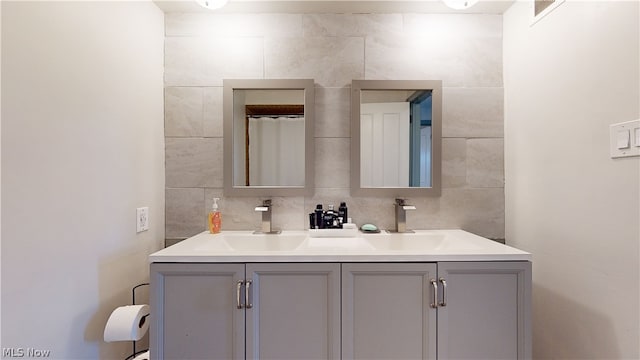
[137,207,149,233]
[610,120,640,158]
[616,129,630,149]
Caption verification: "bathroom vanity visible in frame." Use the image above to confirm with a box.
[148,230,531,360]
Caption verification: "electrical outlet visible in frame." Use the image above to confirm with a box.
[137,207,149,233]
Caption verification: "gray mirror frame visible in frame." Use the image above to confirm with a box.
[351,80,442,197]
[223,79,315,197]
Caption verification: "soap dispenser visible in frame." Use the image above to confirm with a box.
[209,197,221,234]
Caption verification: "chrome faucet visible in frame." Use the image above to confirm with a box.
[254,199,280,234]
[392,198,416,233]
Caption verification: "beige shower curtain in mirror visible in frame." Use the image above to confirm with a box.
[248,116,305,186]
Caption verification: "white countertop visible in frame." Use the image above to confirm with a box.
[149,229,532,263]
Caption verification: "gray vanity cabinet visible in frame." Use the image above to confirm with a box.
[245,263,341,359]
[342,263,438,360]
[150,263,245,360]
[151,261,530,360]
[342,262,531,360]
[436,261,531,360]
[150,263,341,360]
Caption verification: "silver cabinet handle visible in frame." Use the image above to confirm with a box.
[236,280,244,309]
[245,279,253,309]
[439,278,447,307]
[430,279,438,308]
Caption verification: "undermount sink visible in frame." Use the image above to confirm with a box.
[363,231,483,252]
[364,233,446,251]
[195,231,379,252]
[196,232,307,252]
[190,229,493,255]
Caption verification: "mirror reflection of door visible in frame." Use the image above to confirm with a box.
[360,90,433,188]
[361,102,410,187]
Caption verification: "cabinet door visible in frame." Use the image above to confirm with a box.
[342,263,438,360]
[246,263,341,360]
[150,263,245,360]
[437,261,532,360]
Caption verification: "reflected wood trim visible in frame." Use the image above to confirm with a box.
[246,104,304,116]
[245,114,250,186]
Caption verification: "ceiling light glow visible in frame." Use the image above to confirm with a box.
[196,0,229,10]
[442,0,479,10]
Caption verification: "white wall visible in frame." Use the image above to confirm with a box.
[1,2,165,359]
[504,1,639,358]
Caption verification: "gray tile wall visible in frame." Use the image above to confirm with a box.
[164,13,505,244]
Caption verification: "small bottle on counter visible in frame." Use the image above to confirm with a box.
[208,197,222,234]
[338,202,348,225]
[309,213,316,229]
[324,205,336,229]
[315,204,324,229]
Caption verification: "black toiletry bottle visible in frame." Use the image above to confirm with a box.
[338,202,348,225]
[315,204,324,229]
[325,205,336,229]
[309,213,316,229]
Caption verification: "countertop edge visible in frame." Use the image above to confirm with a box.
[149,229,532,263]
[149,253,532,263]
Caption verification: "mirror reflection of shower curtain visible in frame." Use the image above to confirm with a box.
[248,117,305,186]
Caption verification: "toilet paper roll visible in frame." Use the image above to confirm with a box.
[133,350,150,360]
[104,304,150,342]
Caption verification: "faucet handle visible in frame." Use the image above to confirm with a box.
[255,199,272,212]
[395,198,415,210]
[395,198,413,206]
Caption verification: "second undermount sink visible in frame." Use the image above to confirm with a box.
[363,230,483,252]
[364,233,446,251]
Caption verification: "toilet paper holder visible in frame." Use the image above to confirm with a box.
[104,283,150,360]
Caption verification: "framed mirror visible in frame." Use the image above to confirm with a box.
[351,80,442,197]
[223,79,315,196]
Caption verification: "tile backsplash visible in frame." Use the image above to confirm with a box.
[164,12,505,245]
